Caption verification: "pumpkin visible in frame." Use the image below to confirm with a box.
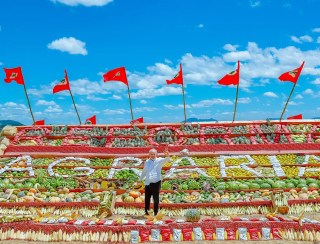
[135,197,143,203]
[23,196,34,202]
[124,196,135,202]
[129,191,141,199]
[29,188,37,194]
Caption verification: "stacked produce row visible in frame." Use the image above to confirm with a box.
[2,121,320,149]
[1,123,320,243]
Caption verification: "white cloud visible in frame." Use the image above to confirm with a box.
[36,100,57,106]
[312,28,320,32]
[250,0,260,7]
[291,36,302,43]
[287,101,303,106]
[303,89,314,95]
[164,104,191,110]
[140,100,147,104]
[103,108,128,115]
[51,0,113,7]
[291,35,313,43]
[197,24,204,28]
[191,98,233,108]
[295,94,303,99]
[223,51,251,62]
[131,87,182,99]
[300,35,313,42]
[238,97,251,104]
[263,92,278,98]
[311,78,320,85]
[48,37,88,55]
[111,95,122,100]
[223,44,239,52]
[44,105,63,113]
[86,95,108,101]
[134,107,157,112]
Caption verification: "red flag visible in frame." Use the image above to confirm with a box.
[287,114,302,120]
[278,61,305,84]
[34,120,45,125]
[166,64,183,85]
[53,70,70,94]
[3,67,25,85]
[103,67,128,86]
[85,115,96,125]
[130,117,144,125]
[217,61,240,86]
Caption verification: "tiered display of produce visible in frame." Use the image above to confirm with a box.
[1,121,320,242]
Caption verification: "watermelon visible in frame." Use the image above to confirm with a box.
[306,178,317,185]
[308,183,319,188]
[264,179,274,185]
[239,183,249,190]
[297,183,307,188]
[272,181,286,189]
[228,182,239,191]
[216,184,226,191]
[261,183,271,189]
[249,183,260,189]
[285,182,295,188]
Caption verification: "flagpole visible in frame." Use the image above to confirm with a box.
[68,90,81,125]
[279,83,297,121]
[127,85,134,120]
[181,83,187,123]
[22,84,35,124]
[232,83,239,123]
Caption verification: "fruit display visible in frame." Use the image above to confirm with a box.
[111,126,147,136]
[230,125,250,134]
[291,134,307,143]
[287,124,313,133]
[111,137,147,147]
[181,123,200,134]
[203,126,228,134]
[71,127,107,136]
[2,122,320,243]
[205,137,227,144]
[185,209,200,222]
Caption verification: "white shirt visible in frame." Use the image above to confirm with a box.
[139,157,170,185]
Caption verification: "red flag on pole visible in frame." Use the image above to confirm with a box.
[130,117,144,125]
[85,115,96,125]
[103,67,128,86]
[287,114,302,120]
[278,61,305,84]
[53,70,70,94]
[34,120,45,125]
[217,61,240,86]
[166,64,183,85]
[3,67,25,85]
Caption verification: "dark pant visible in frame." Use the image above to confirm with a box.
[145,181,161,215]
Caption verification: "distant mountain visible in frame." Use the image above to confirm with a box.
[184,117,218,123]
[312,117,320,119]
[0,120,23,131]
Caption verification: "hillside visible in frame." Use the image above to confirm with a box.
[0,120,23,131]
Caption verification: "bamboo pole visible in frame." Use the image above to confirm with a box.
[232,82,239,122]
[69,90,81,125]
[23,83,35,124]
[279,83,297,121]
[127,85,134,121]
[181,83,187,123]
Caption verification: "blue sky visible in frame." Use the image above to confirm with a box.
[1,0,320,125]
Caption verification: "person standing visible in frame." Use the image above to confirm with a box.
[138,147,170,216]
